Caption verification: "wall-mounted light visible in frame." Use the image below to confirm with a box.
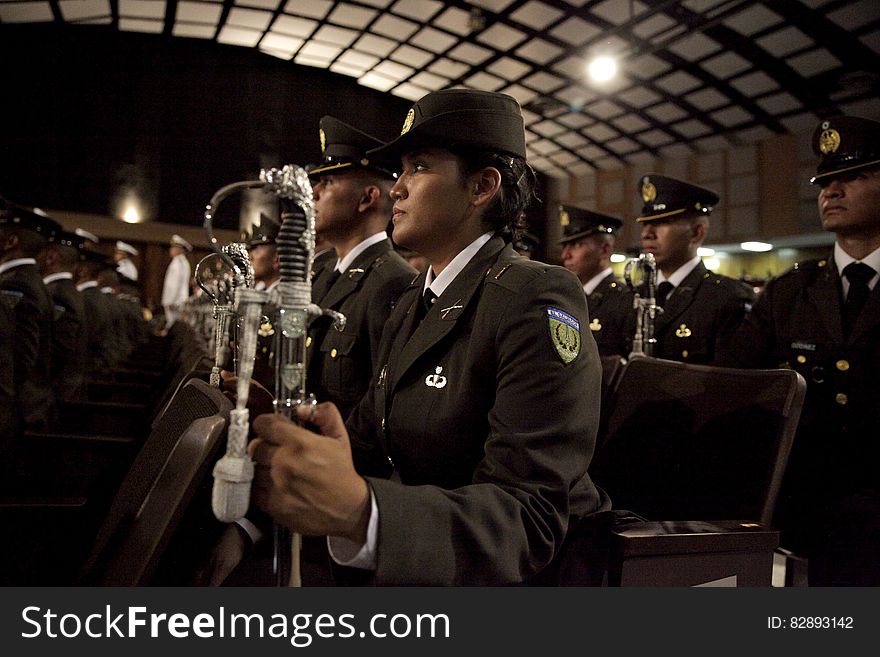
[610,253,627,263]
[741,241,773,252]
[122,205,141,224]
[704,257,721,271]
[697,247,715,257]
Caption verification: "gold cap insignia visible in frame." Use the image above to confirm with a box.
[401,108,415,135]
[641,181,657,203]
[559,209,570,226]
[319,128,326,154]
[819,128,841,154]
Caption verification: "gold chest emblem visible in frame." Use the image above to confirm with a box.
[589,318,602,331]
[675,323,692,338]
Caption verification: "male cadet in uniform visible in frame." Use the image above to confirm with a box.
[721,115,880,586]
[0,200,58,432]
[246,214,281,386]
[307,115,417,421]
[113,240,139,281]
[559,204,634,358]
[161,234,193,330]
[38,229,88,402]
[75,237,115,378]
[637,174,755,363]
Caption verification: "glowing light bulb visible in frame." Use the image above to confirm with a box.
[123,207,140,224]
[588,56,617,82]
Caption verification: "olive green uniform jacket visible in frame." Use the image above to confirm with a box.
[646,261,755,363]
[720,255,880,585]
[345,237,611,585]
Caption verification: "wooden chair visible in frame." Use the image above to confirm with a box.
[591,356,807,527]
[93,414,230,586]
[77,377,233,585]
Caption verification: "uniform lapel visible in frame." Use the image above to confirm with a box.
[848,270,880,343]
[654,262,704,332]
[387,237,505,395]
[320,239,390,309]
[807,258,845,343]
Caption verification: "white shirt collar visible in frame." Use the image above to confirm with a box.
[0,258,37,275]
[76,280,98,291]
[336,232,387,273]
[43,271,73,284]
[583,267,613,295]
[657,255,702,288]
[424,232,493,297]
[835,242,880,293]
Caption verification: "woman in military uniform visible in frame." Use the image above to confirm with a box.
[248,89,610,585]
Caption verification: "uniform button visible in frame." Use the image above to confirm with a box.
[306,336,312,348]
[835,393,848,405]
[330,348,337,358]
[836,359,849,371]
[796,355,807,364]
[381,418,386,431]
[681,350,689,359]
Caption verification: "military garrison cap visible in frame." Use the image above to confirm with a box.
[0,198,61,239]
[514,230,541,254]
[115,240,139,256]
[308,116,397,179]
[637,174,719,222]
[245,214,281,247]
[368,88,527,161]
[558,205,622,244]
[810,115,880,185]
[51,230,86,252]
[171,234,193,251]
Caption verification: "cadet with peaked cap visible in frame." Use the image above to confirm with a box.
[0,199,59,432]
[75,246,116,377]
[161,234,193,330]
[636,173,754,364]
[305,115,416,421]
[721,115,880,586]
[208,118,416,587]
[559,204,634,358]
[245,213,282,292]
[39,229,89,402]
[248,89,610,585]
[113,240,139,281]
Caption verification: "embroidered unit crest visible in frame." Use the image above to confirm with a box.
[547,307,580,363]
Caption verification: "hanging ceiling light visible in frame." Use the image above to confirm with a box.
[587,55,617,83]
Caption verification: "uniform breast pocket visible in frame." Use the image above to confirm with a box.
[319,330,359,399]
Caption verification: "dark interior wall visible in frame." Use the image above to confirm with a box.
[1,24,414,230]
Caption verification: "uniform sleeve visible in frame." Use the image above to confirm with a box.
[368,267,602,585]
[710,281,756,365]
[2,287,40,390]
[717,283,777,368]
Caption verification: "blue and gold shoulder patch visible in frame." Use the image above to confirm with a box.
[547,306,580,363]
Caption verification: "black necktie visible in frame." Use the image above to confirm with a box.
[418,289,437,320]
[843,262,874,335]
[655,281,673,308]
